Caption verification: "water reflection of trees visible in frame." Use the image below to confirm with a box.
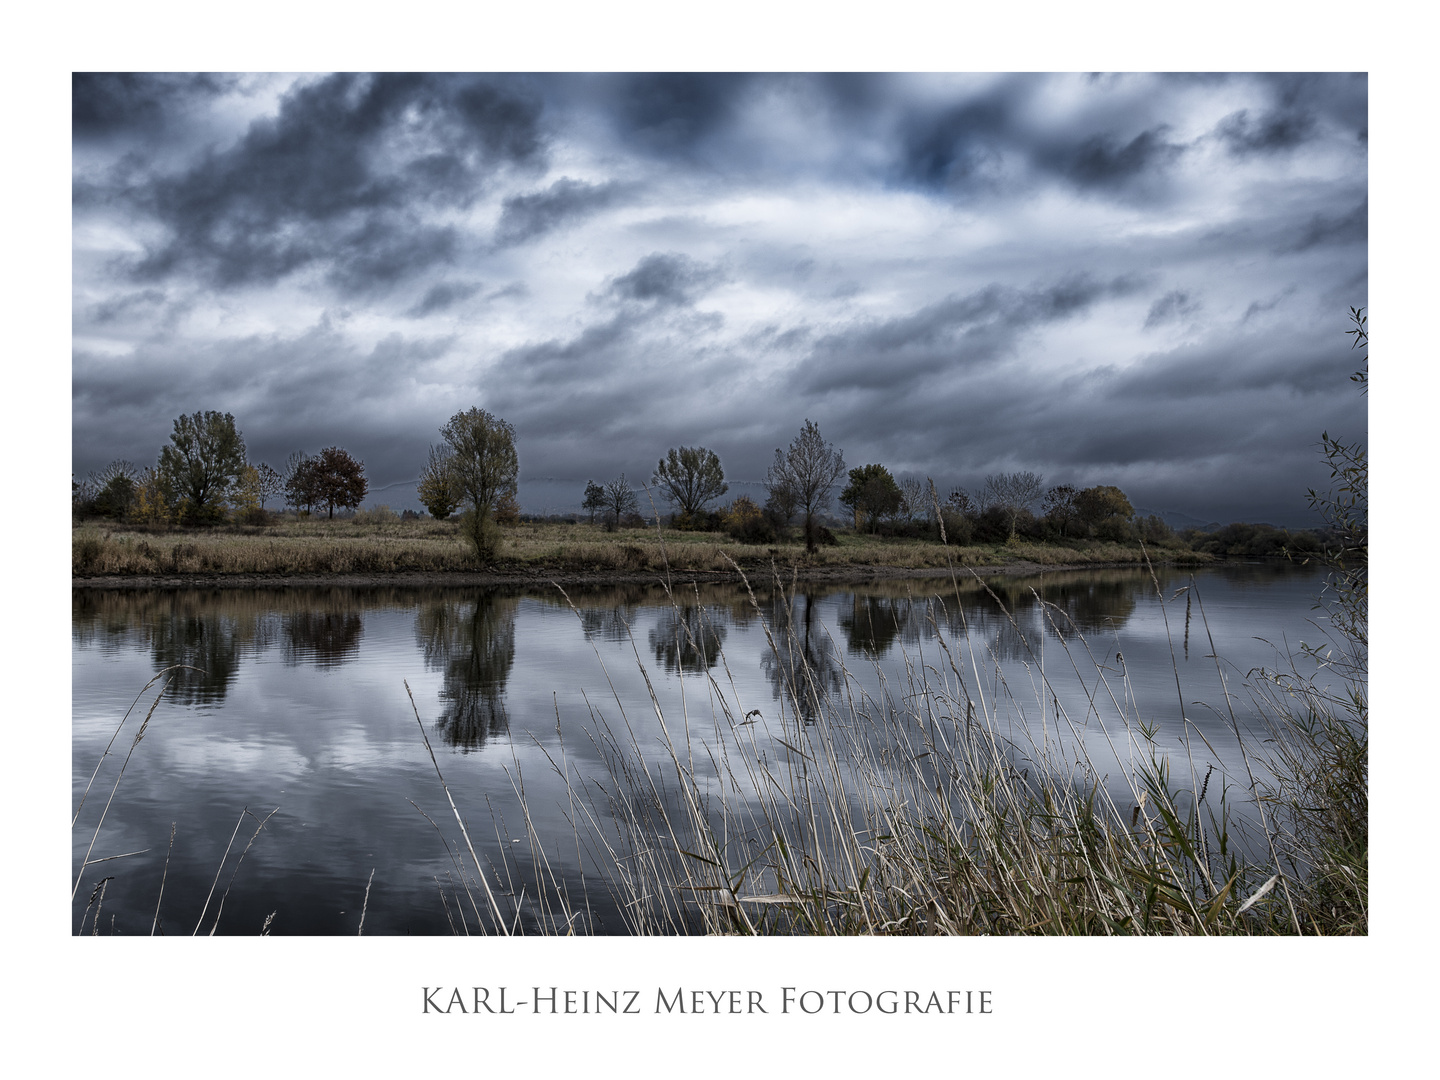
[760,592,843,724]
[414,593,518,752]
[72,589,284,704]
[282,610,364,669]
[648,605,727,675]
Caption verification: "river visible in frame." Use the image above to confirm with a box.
[72,561,1335,935]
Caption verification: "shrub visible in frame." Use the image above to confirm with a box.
[724,496,776,544]
[938,509,974,545]
[73,528,107,573]
[353,504,400,526]
[972,506,1012,544]
[459,507,501,562]
[494,490,521,526]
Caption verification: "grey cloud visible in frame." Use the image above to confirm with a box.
[1057,126,1186,190]
[326,221,459,294]
[1280,198,1367,254]
[1144,290,1201,329]
[1215,108,1317,156]
[495,178,632,247]
[1241,288,1295,323]
[897,89,1021,190]
[895,79,1188,197]
[405,281,484,318]
[606,253,725,306]
[81,287,168,325]
[606,73,754,155]
[795,274,1142,395]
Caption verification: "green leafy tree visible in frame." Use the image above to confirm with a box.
[229,464,265,522]
[158,411,247,524]
[441,407,519,561]
[652,446,728,518]
[418,443,462,520]
[131,466,175,525]
[839,463,903,532]
[582,480,606,524]
[91,460,139,519]
[308,447,368,519]
[1074,485,1135,540]
[767,420,845,553]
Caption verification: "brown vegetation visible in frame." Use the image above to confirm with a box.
[72,516,1213,580]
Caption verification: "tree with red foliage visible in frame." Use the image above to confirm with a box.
[293,446,368,518]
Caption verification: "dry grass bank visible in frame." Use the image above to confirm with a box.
[72,518,1208,579]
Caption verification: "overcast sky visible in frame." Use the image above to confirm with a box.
[72,72,1367,525]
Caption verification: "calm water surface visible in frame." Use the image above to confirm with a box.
[72,563,1332,935]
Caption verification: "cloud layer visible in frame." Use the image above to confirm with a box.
[73,72,1367,524]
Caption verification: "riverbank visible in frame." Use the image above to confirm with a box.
[72,518,1211,589]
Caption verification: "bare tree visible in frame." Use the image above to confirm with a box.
[767,420,846,552]
[283,451,313,512]
[1041,483,1080,537]
[945,487,977,518]
[898,475,926,523]
[602,473,639,531]
[255,462,283,510]
[982,470,1046,540]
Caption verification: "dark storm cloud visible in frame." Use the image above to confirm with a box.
[72,72,237,138]
[1215,107,1317,156]
[606,72,753,155]
[124,73,545,288]
[73,324,460,489]
[405,281,484,318]
[897,89,1020,189]
[894,78,1187,197]
[1055,126,1186,190]
[494,177,631,247]
[605,253,725,306]
[326,220,459,294]
[794,273,1144,394]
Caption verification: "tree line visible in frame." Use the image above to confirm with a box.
[74,407,1315,561]
[574,419,1184,553]
[74,410,375,527]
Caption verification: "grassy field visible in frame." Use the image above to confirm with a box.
[72,515,1209,577]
